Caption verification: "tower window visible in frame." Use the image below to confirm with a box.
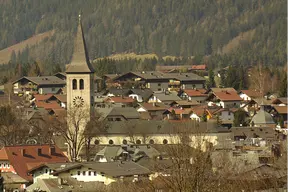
[80,79,84,90]
[72,79,77,90]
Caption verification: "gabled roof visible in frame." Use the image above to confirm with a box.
[107,88,130,96]
[212,90,242,101]
[98,107,140,120]
[240,90,262,98]
[104,96,135,103]
[171,100,200,106]
[13,76,65,86]
[54,94,67,103]
[66,16,95,73]
[210,87,237,93]
[0,145,69,181]
[129,88,153,101]
[152,92,181,102]
[183,89,207,97]
[35,101,62,110]
[272,97,288,105]
[138,102,168,111]
[33,94,54,101]
[272,106,287,114]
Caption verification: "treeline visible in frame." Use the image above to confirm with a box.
[0,0,285,71]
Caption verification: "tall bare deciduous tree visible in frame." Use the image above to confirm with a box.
[248,64,271,97]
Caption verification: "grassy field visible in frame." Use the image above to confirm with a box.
[0,30,54,64]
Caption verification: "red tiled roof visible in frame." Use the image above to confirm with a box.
[240,90,262,98]
[54,94,67,103]
[184,89,207,97]
[213,91,242,101]
[35,101,62,110]
[191,65,207,70]
[33,94,54,101]
[105,96,135,103]
[140,102,168,111]
[0,145,69,181]
[168,107,192,115]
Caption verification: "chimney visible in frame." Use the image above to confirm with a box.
[21,149,26,156]
[49,147,56,155]
[37,148,42,156]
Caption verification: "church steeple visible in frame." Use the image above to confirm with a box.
[66,14,95,73]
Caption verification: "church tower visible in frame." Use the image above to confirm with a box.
[66,15,95,115]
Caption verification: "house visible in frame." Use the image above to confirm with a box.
[54,72,66,81]
[128,88,153,102]
[170,100,200,108]
[210,108,238,127]
[180,88,208,103]
[13,76,66,95]
[273,106,288,122]
[54,94,67,108]
[137,102,168,120]
[34,100,63,110]
[94,145,161,162]
[29,161,151,186]
[148,91,181,104]
[90,120,231,149]
[105,88,130,97]
[239,90,262,101]
[271,97,288,106]
[1,172,29,192]
[26,177,106,192]
[0,144,69,187]
[104,96,135,107]
[190,107,207,122]
[112,71,206,91]
[164,108,192,120]
[207,89,242,108]
[98,107,140,121]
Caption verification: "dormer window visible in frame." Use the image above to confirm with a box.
[72,79,77,90]
[80,79,84,90]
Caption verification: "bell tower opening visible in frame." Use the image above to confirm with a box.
[79,79,84,90]
[72,79,77,90]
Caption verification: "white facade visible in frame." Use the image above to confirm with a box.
[239,93,251,101]
[217,110,234,122]
[32,167,57,183]
[38,87,61,94]
[148,96,162,103]
[190,113,201,122]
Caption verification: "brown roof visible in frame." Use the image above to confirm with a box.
[54,94,67,103]
[33,94,54,101]
[191,64,207,70]
[35,101,62,110]
[172,100,200,106]
[183,89,207,97]
[105,96,135,103]
[168,107,192,115]
[210,87,237,93]
[213,91,242,101]
[140,102,168,111]
[0,145,69,181]
[66,16,94,73]
[240,90,262,98]
[273,106,288,114]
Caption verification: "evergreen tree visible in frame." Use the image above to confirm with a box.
[279,72,287,97]
[208,69,216,88]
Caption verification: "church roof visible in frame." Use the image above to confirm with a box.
[66,16,95,74]
[251,108,275,125]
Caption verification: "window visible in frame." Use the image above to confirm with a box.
[158,88,162,91]
[80,79,84,90]
[108,118,113,121]
[52,87,55,91]
[72,79,77,90]
[94,171,97,176]
[82,171,86,176]
[94,140,100,145]
[228,112,231,115]
[77,171,81,175]
[122,140,127,145]
[109,140,114,145]
[149,139,155,144]
[3,164,6,168]
[136,140,141,144]
[88,171,91,176]
[45,169,48,173]
[158,83,161,86]
[0,164,2,168]
[115,118,121,121]
[163,139,168,144]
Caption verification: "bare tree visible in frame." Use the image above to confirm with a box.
[248,64,271,97]
[50,105,90,161]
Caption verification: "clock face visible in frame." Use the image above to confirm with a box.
[73,96,84,107]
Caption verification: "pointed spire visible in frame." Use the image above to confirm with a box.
[66,14,95,73]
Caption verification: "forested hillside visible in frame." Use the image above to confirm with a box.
[0,0,286,75]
